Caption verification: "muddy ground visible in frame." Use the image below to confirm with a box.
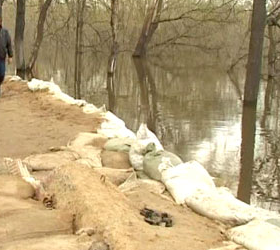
[0,77,235,250]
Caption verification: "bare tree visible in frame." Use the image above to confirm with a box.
[238,0,267,204]
[107,0,119,111]
[133,0,163,57]
[15,0,26,78]
[26,0,53,78]
[74,0,86,99]
[243,0,266,103]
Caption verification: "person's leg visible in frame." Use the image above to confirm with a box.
[0,59,6,97]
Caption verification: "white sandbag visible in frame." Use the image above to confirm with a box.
[6,75,22,82]
[227,219,280,250]
[161,161,215,204]
[28,78,61,93]
[136,123,163,150]
[28,79,89,108]
[82,103,106,114]
[104,138,136,152]
[53,91,87,106]
[98,111,136,139]
[185,187,255,226]
[143,150,183,181]
[129,124,164,170]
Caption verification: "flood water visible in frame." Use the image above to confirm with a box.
[27,50,280,212]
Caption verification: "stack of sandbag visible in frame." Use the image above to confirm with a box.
[185,187,256,226]
[129,124,164,170]
[160,160,260,226]
[28,78,91,108]
[143,145,183,181]
[98,111,136,139]
[226,218,280,250]
[161,161,216,204]
[104,138,136,153]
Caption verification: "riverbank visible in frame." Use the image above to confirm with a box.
[0,77,243,250]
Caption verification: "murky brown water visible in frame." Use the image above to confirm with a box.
[10,50,279,212]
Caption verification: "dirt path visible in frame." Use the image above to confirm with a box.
[0,78,102,158]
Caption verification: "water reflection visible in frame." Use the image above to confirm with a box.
[34,50,280,212]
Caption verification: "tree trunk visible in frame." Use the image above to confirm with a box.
[107,0,119,111]
[26,0,52,79]
[74,0,86,99]
[15,0,26,79]
[243,0,266,103]
[0,0,4,19]
[133,0,163,57]
[238,103,257,204]
[238,0,267,204]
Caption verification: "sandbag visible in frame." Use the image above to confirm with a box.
[93,167,133,186]
[104,138,136,153]
[227,219,280,250]
[161,161,215,204]
[0,235,94,250]
[68,132,108,148]
[143,150,182,181]
[0,175,35,199]
[185,188,255,226]
[101,150,131,169]
[70,146,102,168]
[97,111,136,139]
[23,151,80,171]
[28,79,87,107]
[0,208,73,243]
[82,103,106,114]
[208,241,247,250]
[129,124,164,171]
[118,172,165,195]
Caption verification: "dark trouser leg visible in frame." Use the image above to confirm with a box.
[0,59,6,96]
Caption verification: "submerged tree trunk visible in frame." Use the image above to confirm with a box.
[107,0,119,111]
[74,0,86,99]
[26,0,52,79]
[238,103,257,204]
[15,0,26,79]
[243,0,266,103]
[133,0,163,57]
